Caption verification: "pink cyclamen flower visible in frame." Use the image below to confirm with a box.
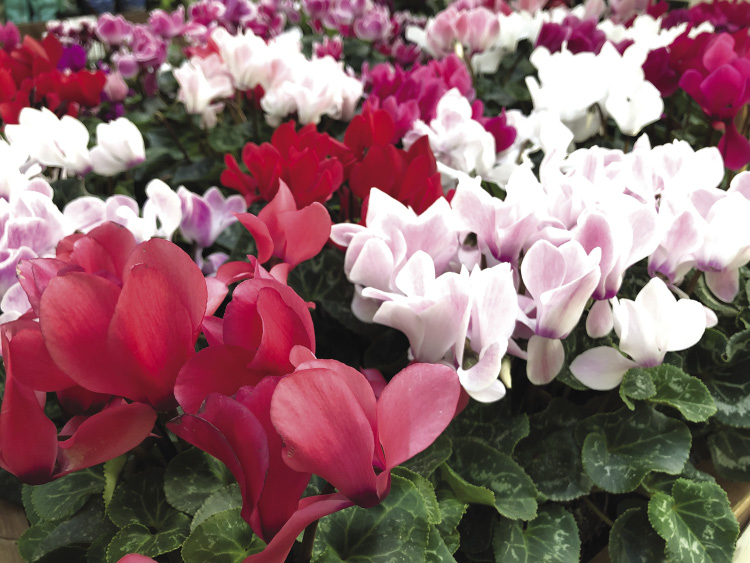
[95,14,133,46]
[241,359,460,563]
[521,239,601,385]
[235,180,331,277]
[570,277,706,390]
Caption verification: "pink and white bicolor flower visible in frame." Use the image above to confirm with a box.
[521,239,601,385]
[569,277,706,390]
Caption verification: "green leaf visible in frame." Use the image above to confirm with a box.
[190,484,243,532]
[648,479,738,563]
[208,122,253,153]
[392,467,441,525]
[440,464,495,509]
[435,490,467,539]
[18,499,111,562]
[106,515,191,563]
[515,399,591,501]
[577,405,691,493]
[492,505,580,563]
[609,507,666,563]
[86,522,119,563]
[724,328,750,363]
[313,474,431,562]
[445,438,537,521]
[708,428,750,481]
[31,467,105,521]
[109,468,187,532]
[426,526,458,563]
[703,372,750,428]
[164,448,235,515]
[447,406,529,455]
[641,461,716,496]
[23,484,43,526]
[402,435,453,478]
[629,365,717,422]
[619,368,657,410]
[183,508,263,563]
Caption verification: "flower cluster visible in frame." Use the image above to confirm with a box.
[333,136,748,399]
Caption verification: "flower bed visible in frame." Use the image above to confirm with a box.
[2,0,750,562]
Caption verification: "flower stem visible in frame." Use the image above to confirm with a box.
[297,482,336,562]
[583,496,613,527]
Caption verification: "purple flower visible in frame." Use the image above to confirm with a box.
[178,187,246,249]
[57,45,87,72]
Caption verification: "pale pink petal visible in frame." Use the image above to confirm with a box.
[586,300,613,338]
[705,269,740,303]
[526,335,565,385]
[569,346,637,390]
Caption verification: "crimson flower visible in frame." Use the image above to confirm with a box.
[344,105,443,217]
[221,121,348,208]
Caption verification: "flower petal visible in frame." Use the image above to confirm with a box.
[378,363,460,470]
[569,346,637,390]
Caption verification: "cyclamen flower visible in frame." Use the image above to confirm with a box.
[241,360,459,562]
[521,239,602,385]
[235,180,332,277]
[63,180,182,242]
[4,108,91,176]
[424,6,501,58]
[404,88,497,178]
[570,277,706,390]
[178,187,246,249]
[89,118,146,176]
[174,54,234,128]
[331,189,459,321]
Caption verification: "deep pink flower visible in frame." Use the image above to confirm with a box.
[235,180,332,274]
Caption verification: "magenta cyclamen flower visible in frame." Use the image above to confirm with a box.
[95,14,133,46]
[679,34,750,170]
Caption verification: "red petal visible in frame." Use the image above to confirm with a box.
[68,222,137,280]
[718,122,750,170]
[236,213,274,264]
[174,345,261,414]
[378,363,460,470]
[168,393,269,531]
[17,258,76,316]
[201,316,224,347]
[224,279,315,356]
[205,277,228,317]
[236,379,311,541]
[3,320,73,391]
[270,365,379,507]
[55,402,156,477]
[275,202,331,268]
[243,494,354,563]
[109,265,196,410]
[0,326,58,484]
[39,273,128,397]
[122,238,207,330]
